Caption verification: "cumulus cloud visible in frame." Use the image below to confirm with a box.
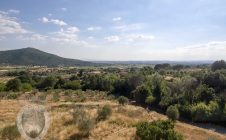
[112,17,121,21]
[0,11,29,34]
[104,36,120,42]
[87,26,102,31]
[50,26,87,46]
[41,17,67,26]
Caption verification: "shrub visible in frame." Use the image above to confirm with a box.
[72,107,94,136]
[136,120,183,140]
[145,95,155,105]
[52,92,60,102]
[191,103,210,122]
[97,105,112,121]
[0,83,6,92]
[72,107,86,124]
[166,105,180,121]
[37,76,57,90]
[77,116,95,136]
[21,83,33,92]
[7,92,20,99]
[6,79,22,91]
[63,80,81,90]
[1,124,20,140]
[118,96,129,105]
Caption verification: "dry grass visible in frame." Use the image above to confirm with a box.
[0,99,226,140]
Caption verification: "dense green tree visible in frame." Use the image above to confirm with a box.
[37,76,57,90]
[211,60,226,71]
[63,80,81,90]
[154,63,171,71]
[133,85,152,104]
[6,79,22,91]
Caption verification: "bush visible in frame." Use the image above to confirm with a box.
[118,96,129,105]
[37,76,57,90]
[63,80,81,90]
[136,120,183,140]
[0,83,6,92]
[72,107,94,136]
[1,124,20,140]
[166,105,180,121]
[72,107,86,124]
[21,83,33,92]
[6,79,22,91]
[191,103,210,122]
[97,105,112,121]
[78,117,95,136]
[145,95,155,105]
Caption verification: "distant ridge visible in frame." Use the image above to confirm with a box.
[0,47,94,66]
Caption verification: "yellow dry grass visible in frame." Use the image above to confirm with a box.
[0,100,225,140]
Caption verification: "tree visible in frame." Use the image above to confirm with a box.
[195,84,215,104]
[211,60,226,71]
[166,105,180,121]
[6,79,22,91]
[37,76,57,90]
[154,63,171,71]
[63,80,81,90]
[133,85,152,104]
[191,103,210,122]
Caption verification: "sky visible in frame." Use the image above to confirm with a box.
[0,0,226,61]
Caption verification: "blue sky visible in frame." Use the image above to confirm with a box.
[1,0,226,60]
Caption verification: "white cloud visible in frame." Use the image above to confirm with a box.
[87,26,102,31]
[61,8,67,11]
[0,11,29,34]
[41,17,49,23]
[104,36,120,42]
[104,34,155,42]
[141,41,226,60]
[113,23,143,31]
[112,17,121,21]
[40,17,67,26]
[50,26,87,46]
[125,34,155,42]
[51,19,67,26]
[17,34,47,41]
[8,9,20,14]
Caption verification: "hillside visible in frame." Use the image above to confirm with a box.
[0,47,94,66]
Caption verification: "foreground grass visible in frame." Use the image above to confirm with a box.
[0,91,226,140]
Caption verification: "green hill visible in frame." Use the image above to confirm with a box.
[0,47,94,66]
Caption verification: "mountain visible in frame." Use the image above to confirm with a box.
[0,47,94,66]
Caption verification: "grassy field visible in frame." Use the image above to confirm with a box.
[0,91,225,140]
